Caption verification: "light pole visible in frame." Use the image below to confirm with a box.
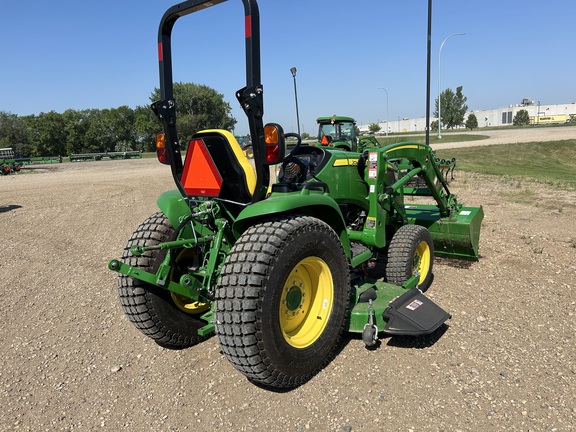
[438,33,465,139]
[290,67,301,135]
[379,88,389,136]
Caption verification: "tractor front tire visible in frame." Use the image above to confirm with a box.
[117,212,209,348]
[386,224,434,291]
[215,216,350,388]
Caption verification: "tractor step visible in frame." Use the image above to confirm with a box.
[405,203,484,260]
[350,241,372,267]
[382,287,451,336]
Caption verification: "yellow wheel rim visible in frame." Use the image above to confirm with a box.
[169,248,209,315]
[278,257,334,349]
[171,292,210,315]
[413,240,431,285]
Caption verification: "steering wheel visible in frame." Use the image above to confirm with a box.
[283,132,301,160]
[281,156,307,183]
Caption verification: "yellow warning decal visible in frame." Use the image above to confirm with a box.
[332,158,358,167]
[365,217,377,229]
[385,145,421,153]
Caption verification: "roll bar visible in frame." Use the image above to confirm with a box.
[152,0,268,203]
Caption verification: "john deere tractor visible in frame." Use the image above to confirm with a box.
[109,0,483,389]
[315,116,358,151]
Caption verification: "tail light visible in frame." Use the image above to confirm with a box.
[263,123,285,164]
[156,133,169,165]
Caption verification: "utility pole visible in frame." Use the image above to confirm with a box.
[379,88,389,136]
[438,33,465,138]
[290,67,301,135]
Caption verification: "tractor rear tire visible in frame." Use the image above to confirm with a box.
[117,211,209,349]
[215,215,350,388]
[386,224,434,291]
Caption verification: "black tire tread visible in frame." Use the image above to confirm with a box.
[215,215,350,388]
[386,224,434,289]
[117,211,206,348]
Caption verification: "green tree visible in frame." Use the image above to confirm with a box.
[134,105,160,152]
[0,111,30,156]
[83,109,109,153]
[26,111,67,156]
[62,109,91,155]
[150,82,236,145]
[434,86,468,129]
[104,106,137,151]
[513,109,530,126]
[369,123,381,133]
[465,113,478,130]
[1,82,235,157]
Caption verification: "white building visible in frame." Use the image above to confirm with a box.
[359,100,576,134]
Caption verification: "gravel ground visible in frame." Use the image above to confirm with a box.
[1,127,575,431]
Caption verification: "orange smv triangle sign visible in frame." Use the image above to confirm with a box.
[181,138,223,196]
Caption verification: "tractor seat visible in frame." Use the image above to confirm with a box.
[182,129,256,204]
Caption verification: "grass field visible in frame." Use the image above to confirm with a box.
[435,140,576,189]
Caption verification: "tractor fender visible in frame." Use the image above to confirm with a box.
[233,192,351,257]
[156,189,192,229]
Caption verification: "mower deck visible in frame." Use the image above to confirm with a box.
[349,277,451,336]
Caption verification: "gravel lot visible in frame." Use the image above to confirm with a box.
[1,127,575,431]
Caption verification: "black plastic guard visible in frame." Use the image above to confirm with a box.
[382,287,451,336]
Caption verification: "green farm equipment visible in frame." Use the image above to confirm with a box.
[1,148,63,174]
[69,151,142,162]
[0,148,19,175]
[0,162,16,175]
[435,155,457,181]
[109,0,483,388]
[315,116,358,151]
[234,135,253,158]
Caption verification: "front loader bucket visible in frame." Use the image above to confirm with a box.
[405,204,484,260]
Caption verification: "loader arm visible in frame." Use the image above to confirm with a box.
[357,142,483,260]
[383,142,458,217]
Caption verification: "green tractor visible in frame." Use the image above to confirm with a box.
[315,116,358,152]
[109,0,483,389]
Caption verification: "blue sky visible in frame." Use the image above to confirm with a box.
[2,0,575,135]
